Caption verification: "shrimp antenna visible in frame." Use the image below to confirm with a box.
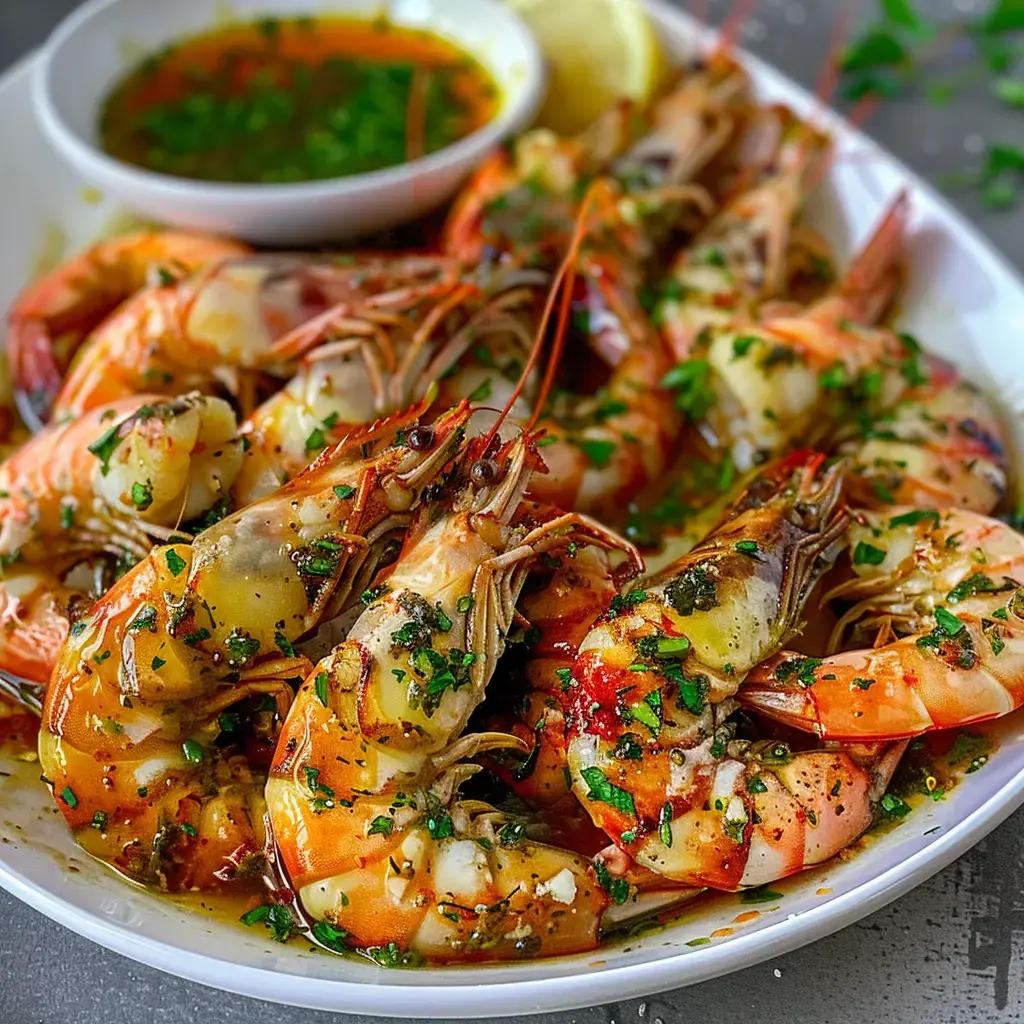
[845,91,882,133]
[812,1,858,123]
[714,0,755,54]
[528,181,623,433]
[805,13,891,199]
[793,1,868,200]
[480,179,613,450]
[806,91,884,192]
[526,249,578,432]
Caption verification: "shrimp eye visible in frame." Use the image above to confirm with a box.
[470,458,499,486]
[407,426,435,452]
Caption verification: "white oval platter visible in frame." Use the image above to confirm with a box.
[1,0,1023,1017]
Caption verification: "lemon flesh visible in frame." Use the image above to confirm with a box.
[508,0,664,135]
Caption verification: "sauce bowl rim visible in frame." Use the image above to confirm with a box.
[32,0,546,206]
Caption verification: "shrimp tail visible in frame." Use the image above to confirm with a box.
[9,321,63,430]
[829,189,909,326]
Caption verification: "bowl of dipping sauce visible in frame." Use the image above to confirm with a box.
[34,0,544,245]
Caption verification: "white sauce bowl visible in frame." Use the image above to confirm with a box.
[33,0,545,246]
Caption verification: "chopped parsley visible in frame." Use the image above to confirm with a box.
[182,496,232,534]
[314,671,329,706]
[224,629,260,666]
[365,943,424,969]
[664,661,710,716]
[946,572,1014,605]
[592,859,630,905]
[593,398,629,423]
[663,565,718,616]
[424,794,454,840]
[853,541,886,566]
[240,903,295,943]
[732,335,758,358]
[935,607,965,635]
[613,733,645,760]
[182,739,204,763]
[128,605,158,633]
[658,801,673,847]
[627,690,662,736]
[661,359,714,421]
[819,363,848,390]
[580,766,636,818]
[165,548,187,578]
[740,885,785,905]
[407,647,476,715]
[87,423,125,475]
[131,479,154,511]
[636,633,691,662]
[775,657,823,689]
[608,588,648,618]
[368,815,394,838]
[879,792,912,818]
[304,766,335,798]
[888,509,940,529]
[499,822,525,847]
[274,631,296,658]
[575,439,617,468]
[946,731,991,774]
[312,919,349,952]
[988,628,1006,656]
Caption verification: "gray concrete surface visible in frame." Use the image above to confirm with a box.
[1,1,1022,1021]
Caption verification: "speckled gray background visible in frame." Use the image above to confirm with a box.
[0,1,1022,1021]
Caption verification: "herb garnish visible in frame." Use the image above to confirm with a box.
[580,767,636,818]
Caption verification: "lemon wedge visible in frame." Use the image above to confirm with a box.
[508,0,664,135]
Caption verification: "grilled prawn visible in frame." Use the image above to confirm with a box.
[38,400,472,890]
[266,431,646,960]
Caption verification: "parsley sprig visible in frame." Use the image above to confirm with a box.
[838,1,1024,207]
